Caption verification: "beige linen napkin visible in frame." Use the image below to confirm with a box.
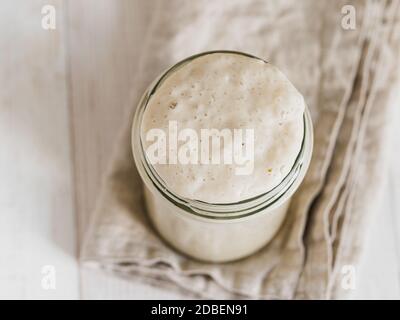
[81,0,400,299]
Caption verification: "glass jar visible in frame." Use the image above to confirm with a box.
[132,51,313,263]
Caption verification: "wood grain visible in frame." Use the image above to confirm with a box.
[65,0,153,241]
[65,0,167,298]
[0,0,78,299]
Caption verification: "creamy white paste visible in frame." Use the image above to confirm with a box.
[141,53,305,203]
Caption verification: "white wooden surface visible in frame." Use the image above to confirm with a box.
[0,0,399,299]
[0,0,78,299]
[66,0,150,240]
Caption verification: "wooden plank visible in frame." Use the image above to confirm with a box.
[0,0,79,299]
[66,0,153,241]
[352,172,400,299]
[351,73,400,299]
[65,0,164,298]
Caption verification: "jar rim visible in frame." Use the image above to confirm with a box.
[132,50,313,220]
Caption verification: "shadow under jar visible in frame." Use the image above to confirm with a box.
[132,51,313,263]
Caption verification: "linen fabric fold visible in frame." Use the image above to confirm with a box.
[81,0,400,299]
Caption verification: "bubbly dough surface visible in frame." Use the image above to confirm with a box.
[141,52,305,203]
